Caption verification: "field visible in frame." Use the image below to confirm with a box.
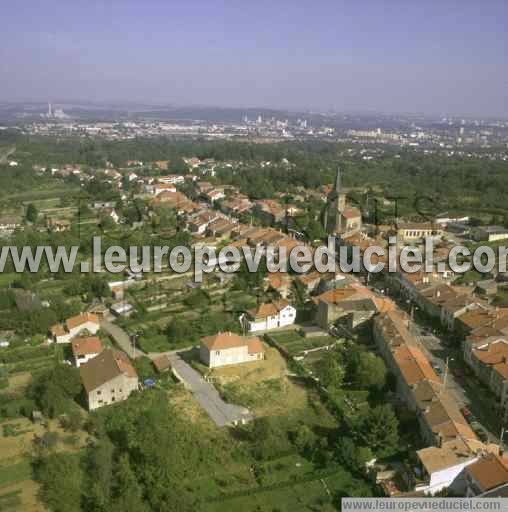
[166,360,371,511]
[268,330,338,358]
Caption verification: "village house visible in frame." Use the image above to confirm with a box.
[415,439,482,495]
[456,306,508,342]
[396,223,443,243]
[71,336,103,368]
[154,183,177,196]
[313,287,377,329]
[0,215,21,236]
[264,272,292,299]
[372,310,490,495]
[153,160,169,171]
[158,174,185,185]
[80,349,139,411]
[252,199,286,225]
[196,181,214,194]
[468,339,508,416]
[200,332,265,368]
[206,217,237,239]
[220,196,253,216]
[187,210,221,234]
[46,217,71,232]
[464,453,508,496]
[49,313,100,344]
[240,300,296,333]
[473,225,508,243]
[205,188,226,203]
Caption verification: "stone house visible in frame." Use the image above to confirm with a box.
[80,349,138,411]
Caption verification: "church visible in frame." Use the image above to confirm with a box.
[324,167,362,236]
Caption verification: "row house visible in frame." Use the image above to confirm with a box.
[221,196,253,216]
[252,199,286,225]
[206,217,238,239]
[469,339,508,418]
[464,453,508,496]
[372,311,489,495]
[312,287,377,329]
[187,210,222,235]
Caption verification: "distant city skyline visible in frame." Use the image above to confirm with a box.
[1,0,507,117]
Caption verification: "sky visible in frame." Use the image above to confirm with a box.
[1,0,507,116]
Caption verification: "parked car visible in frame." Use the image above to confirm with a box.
[432,362,443,374]
[460,406,471,419]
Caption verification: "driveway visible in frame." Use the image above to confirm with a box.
[168,352,252,427]
[100,320,145,359]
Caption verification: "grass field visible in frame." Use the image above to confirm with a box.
[269,330,338,357]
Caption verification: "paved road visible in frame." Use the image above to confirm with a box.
[101,319,252,427]
[168,352,252,427]
[100,320,145,359]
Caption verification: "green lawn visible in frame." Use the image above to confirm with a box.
[269,331,337,357]
[203,465,371,512]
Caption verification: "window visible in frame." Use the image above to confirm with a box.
[97,390,102,395]
[215,351,220,356]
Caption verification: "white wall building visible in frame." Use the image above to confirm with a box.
[71,336,103,368]
[49,313,100,344]
[240,300,296,333]
[200,332,265,368]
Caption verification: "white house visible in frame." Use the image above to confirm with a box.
[49,313,100,344]
[415,440,481,495]
[154,183,177,196]
[158,175,185,185]
[71,336,103,368]
[200,332,265,369]
[240,300,296,333]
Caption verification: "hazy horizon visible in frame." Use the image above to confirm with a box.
[2,0,507,118]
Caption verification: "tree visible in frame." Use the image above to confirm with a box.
[29,365,81,418]
[110,454,149,512]
[35,453,82,512]
[348,351,386,391]
[316,350,345,389]
[85,438,114,512]
[249,417,290,460]
[334,436,373,475]
[356,404,399,456]
[25,203,38,223]
[291,424,318,456]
